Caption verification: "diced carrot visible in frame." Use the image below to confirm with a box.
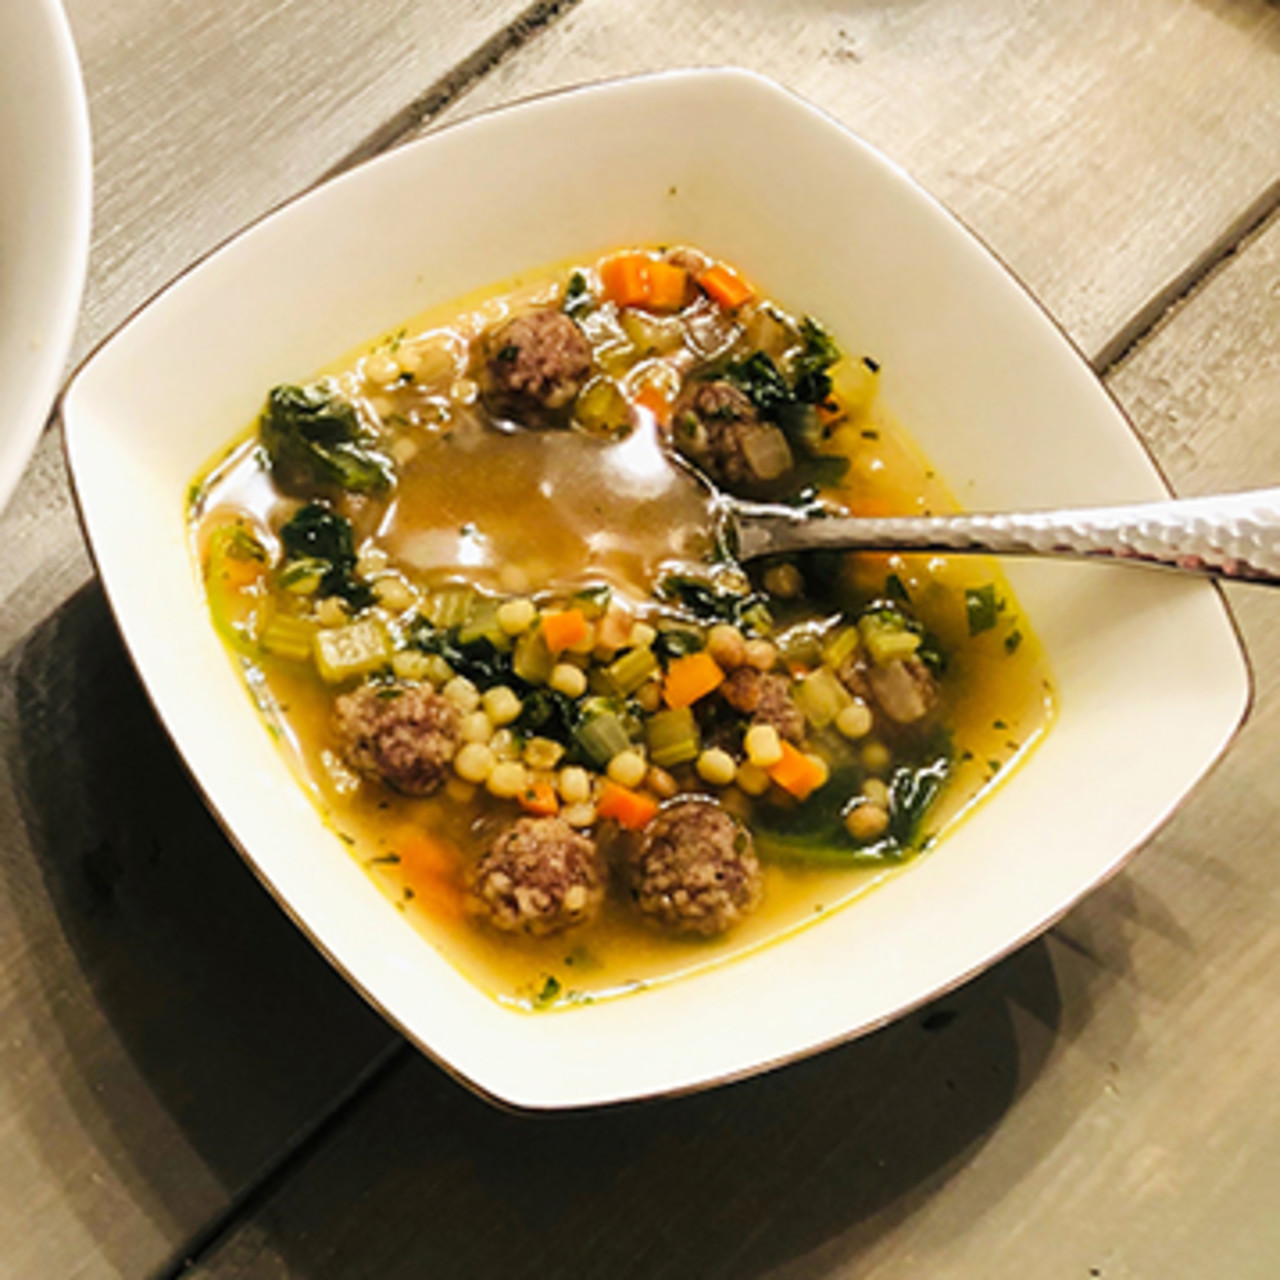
[768,741,828,801]
[697,262,754,310]
[596,780,660,831]
[390,831,465,920]
[633,383,673,427]
[540,607,590,655]
[217,555,266,592]
[646,261,689,311]
[518,779,560,817]
[663,651,726,708]
[599,251,653,308]
[408,874,465,921]
[394,830,458,881]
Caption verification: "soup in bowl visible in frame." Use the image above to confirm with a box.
[190,244,1054,1011]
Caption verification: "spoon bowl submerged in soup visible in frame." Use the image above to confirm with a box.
[189,246,1054,1011]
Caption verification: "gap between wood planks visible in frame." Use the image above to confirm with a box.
[162,1041,408,1280]
[322,0,586,179]
[1092,175,1280,378]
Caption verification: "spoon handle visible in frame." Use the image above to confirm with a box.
[731,487,1280,585]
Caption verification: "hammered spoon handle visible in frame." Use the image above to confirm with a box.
[727,487,1280,585]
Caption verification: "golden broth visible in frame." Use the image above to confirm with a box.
[190,252,1054,1012]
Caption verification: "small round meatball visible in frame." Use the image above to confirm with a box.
[478,309,593,421]
[631,799,762,936]
[466,817,604,936]
[670,379,794,490]
[837,653,938,726]
[334,682,460,795]
[720,667,806,743]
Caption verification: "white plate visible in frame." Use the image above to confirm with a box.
[0,0,91,514]
[62,70,1248,1110]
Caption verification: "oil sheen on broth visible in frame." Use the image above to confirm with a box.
[190,246,1054,1012]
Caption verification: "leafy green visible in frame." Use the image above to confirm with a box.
[278,503,374,608]
[887,757,949,847]
[755,753,949,866]
[726,351,793,419]
[406,618,515,688]
[515,687,579,746]
[726,316,842,429]
[965,584,1000,636]
[656,575,772,634]
[652,626,705,663]
[259,384,392,496]
[562,271,593,319]
[790,316,842,405]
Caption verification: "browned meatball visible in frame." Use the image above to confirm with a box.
[334,682,460,795]
[466,817,604,936]
[720,667,806,743]
[670,379,793,490]
[478,309,593,421]
[630,799,762,936]
[837,653,938,726]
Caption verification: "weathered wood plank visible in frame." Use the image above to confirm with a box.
[64,0,548,355]
[430,0,1280,366]
[184,214,1280,1280]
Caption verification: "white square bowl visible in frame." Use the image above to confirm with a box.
[62,69,1248,1110]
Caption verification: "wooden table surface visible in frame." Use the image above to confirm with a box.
[4,2,1278,1276]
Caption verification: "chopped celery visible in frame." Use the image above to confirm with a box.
[645,707,701,768]
[574,704,633,768]
[278,557,328,596]
[777,624,824,669]
[458,597,510,650]
[314,618,390,682]
[858,612,922,666]
[204,521,269,649]
[424,585,474,629]
[600,646,658,697]
[260,613,317,662]
[822,625,861,669]
[512,627,554,685]
[795,667,851,729]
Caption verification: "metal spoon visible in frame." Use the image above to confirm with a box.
[713,486,1280,585]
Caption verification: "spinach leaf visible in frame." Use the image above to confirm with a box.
[259,384,392,496]
[656,575,772,634]
[726,351,793,420]
[278,502,374,608]
[790,316,842,405]
[965,583,1000,636]
[562,271,593,319]
[888,757,950,846]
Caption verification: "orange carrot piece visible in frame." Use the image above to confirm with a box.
[646,260,689,311]
[596,780,660,831]
[663,651,726,708]
[697,262,754,310]
[217,555,265,592]
[394,830,459,881]
[540,607,590,655]
[409,874,465,921]
[633,383,673,427]
[389,831,465,920]
[768,741,828,800]
[599,252,653,308]
[518,779,560,817]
